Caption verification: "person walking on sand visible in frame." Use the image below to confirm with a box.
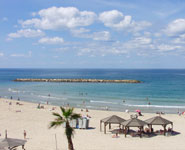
[37,103,41,109]
[24,130,26,139]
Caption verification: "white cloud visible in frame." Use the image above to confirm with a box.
[131,21,151,32]
[70,35,184,57]
[71,28,110,41]
[120,36,152,51]
[164,19,185,36]
[55,47,69,52]
[92,31,110,41]
[2,17,8,22]
[10,54,25,57]
[99,10,151,31]
[99,10,132,29]
[75,35,153,57]
[173,34,185,44]
[143,32,151,36]
[8,29,45,39]
[154,33,161,37]
[77,41,129,56]
[21,7,96,30]
[157,44,182,52]
[132,37,152,45]
[38,37,64,45]
[70,28,90,37]
[10,51,32,57]
[0,53,4,57]
[31,12,37,17]
[154,9,182,18]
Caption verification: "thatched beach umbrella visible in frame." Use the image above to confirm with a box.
[145,116,173,135]
[0,138,26,150]
[0,131,26,150]
[100,115,126,134]
[121,118,147,138]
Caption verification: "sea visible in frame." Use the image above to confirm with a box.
[0,68,185,114]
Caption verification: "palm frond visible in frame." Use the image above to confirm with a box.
[52,112,63,120]
[70,113,81,120]
[49,120,64,129]
[60,106,70,119]
[60,106,66,114]
[65,108,73,118]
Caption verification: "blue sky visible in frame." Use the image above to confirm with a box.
[1,0,185,68]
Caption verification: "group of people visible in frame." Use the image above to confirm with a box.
[37,103,45,109]
[10,96,20,101]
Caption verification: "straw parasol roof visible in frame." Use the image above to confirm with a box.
[100,115,126,134]
[145,116,172,125]
[0,138,26,149]
[101,115,125,124]
[121,118,147,127]
[121,118,147,138]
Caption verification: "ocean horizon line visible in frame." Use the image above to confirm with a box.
[0,68,185,70]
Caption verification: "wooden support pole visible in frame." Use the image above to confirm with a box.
[100,121,102,132]
[5,130,7,139]
[125,127,127,138]
[172,123,173,130]
[164,125,166,136]
[104,123,106,134]
[109,123,111,129]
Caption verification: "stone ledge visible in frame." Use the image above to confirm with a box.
[14,78,142,83]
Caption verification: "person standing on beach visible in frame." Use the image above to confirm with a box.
[37,103,41,109]
[24,130,26,139]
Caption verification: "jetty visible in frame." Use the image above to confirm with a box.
[14,78,142,83]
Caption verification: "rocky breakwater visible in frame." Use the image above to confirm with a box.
[14,78,142,83]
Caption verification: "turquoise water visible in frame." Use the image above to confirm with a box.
[0,69,185,113]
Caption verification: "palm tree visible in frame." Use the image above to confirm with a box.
[49,106,81,150]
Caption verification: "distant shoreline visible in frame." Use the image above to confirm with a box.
[14,78,142,83]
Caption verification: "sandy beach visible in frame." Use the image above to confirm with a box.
[0,98,185,150]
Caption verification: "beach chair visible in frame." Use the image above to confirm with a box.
[82,118,89,129]
[72,119,77,128]
[78,118,83,129]
[69,119,77,128]
[82,118,87,129]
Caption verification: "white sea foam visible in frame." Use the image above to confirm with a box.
[90,100,118,105]
[38,95,62,100]
[123,104,185,109]
[8,88,21,93]
[38,95,50,99]
[86,105,93,108]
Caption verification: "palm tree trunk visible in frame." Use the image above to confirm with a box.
[66,121,74,150]
[67,136,74,150]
